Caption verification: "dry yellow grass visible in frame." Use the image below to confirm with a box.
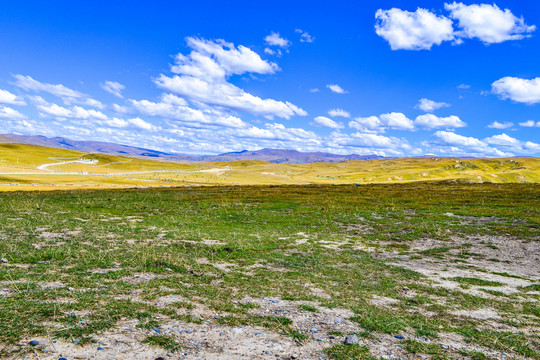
[1,142,539,191]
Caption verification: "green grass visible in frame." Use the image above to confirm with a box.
[0,183,538,359]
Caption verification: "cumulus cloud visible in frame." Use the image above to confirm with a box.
[0,89,26,105]
[445,2,536,44]
[29,96,107,120]
[0,106,26,119]
[101,81,125,98]
[375,4,535,50]
[129,94,247,129]
[432,130,510,157]
[155,37,305,120]
[12,74,103,108]
[328,108,350,118]
[348,116,382,133]
[416,98,450,112]
[415,114,466,130]
[457,84,471,89]
[375,8,455,50]
[484,133,540,154]
[380,112,415,130]
[295,29,314,43]
[309,88,319,93]
[491,77,540,104]
[129,117,159,132]
[519,120,540,128]
[326,84,348,94]
[312,116,344,129]
[264,32,291,48]
[487,121,513,129]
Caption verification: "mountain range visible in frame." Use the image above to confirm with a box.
[1,134,382,164]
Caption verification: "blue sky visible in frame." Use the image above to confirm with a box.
[0,1,539,157]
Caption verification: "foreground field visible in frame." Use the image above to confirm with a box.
[0,184,539,360]
[1,142,540,190]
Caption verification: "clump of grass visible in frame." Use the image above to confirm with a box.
[143,335,182,352]
[324,344,374,360]
[404,339,449,360]
[298,304,318,312]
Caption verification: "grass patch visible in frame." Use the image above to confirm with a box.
[449,277,504,287]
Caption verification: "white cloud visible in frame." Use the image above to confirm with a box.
[375,8,455,50]
[155,37,305,120]
[264,48,282,56]
[380,112,415,130]
[432,130,509,156]
[484,133,540,154]
[487,121,513,129]
[0,89,26,105]
[457,84,471,89]
[416,98,450,112]
[295,29,314,43]
[129,117,158,132]
[445,2,536,44]
[519,120,540,128]
[30,96,107,120]
[104,117,129,128]
[0,106,26,119]
[264,32,291,48]
[309,88,319,93]
[415,114,466,130]
[312,116,344,129]
[328,108,350,118]
[12,74,103,108]
[130,95,247,128]
[101,81,125,98]
[491,77,540,104]
[326,84,348,94]
[349,116,382,133]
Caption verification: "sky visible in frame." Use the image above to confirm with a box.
[0,1,539,157]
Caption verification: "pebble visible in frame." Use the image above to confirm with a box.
[291,354,298,359]
[59,358,67,360]
[310,328,318,333]
[29,340,39,346]
[97,346,104,350]
[153,328,161,334]
[344,334,359,345]
[74,338,80,344]
[315,337,325,342]
[1,258,8,263]
[394,335,404,339]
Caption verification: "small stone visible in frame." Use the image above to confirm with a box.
[394,335,404,339]
[291,354,298,359]
[315,337,324,342]
[255,332,264,335]
[153,327,161,334]
[1,258,8,263]
[74,338,80,344]
[29,340,39,346]
[344,334,359,345]
[328,335,335,339]
[155,357,165,360]
[59,358,67,360]
[310,328,318,333]
[97,346,104,350]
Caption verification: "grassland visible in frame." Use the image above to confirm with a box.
[0,183,538,359]
[1,142,539,191]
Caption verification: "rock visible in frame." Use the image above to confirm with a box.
[153,327,161,334]
[309,328,318,333]
[344,334,359,345]
[394,335,404,339]
[155,357,165,360]
[291,354,298,359]
[97,346,104,350]
[59,358,67,360]
[29,340,39,346]
[1,258,8,263]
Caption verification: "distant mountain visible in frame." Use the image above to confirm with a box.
[1,134,382,164]
[200,148,381,163]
